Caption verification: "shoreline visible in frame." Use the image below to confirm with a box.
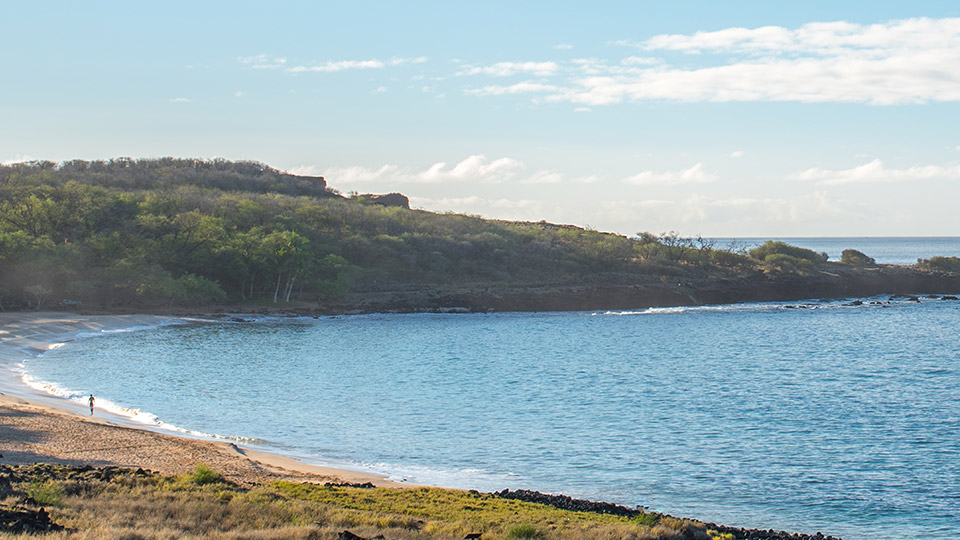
[0,312,409,488]
[0,311,854,539]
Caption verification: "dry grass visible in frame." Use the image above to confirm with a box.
[0,464,712,540]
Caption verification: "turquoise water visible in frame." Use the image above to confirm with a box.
[23,296,960,539]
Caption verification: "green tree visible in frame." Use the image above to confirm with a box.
[259,230,314,303]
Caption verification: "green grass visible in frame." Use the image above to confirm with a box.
[506,523,546,538]
[1,464,705,539]
[25,479,66,507]
[184,463,225,486]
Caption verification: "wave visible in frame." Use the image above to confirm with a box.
[592,295,933,317]
[360,461,524,490]
[594,303,792,316]
[17,368,257,443]
[72,318,190,339]
[14,317,259,444]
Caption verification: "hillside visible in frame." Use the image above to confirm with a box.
[1,158,958,313]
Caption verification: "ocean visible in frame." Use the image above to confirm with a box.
[14,238,960,540]
[713,236,960,266]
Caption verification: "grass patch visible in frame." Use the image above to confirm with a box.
[25,479,66,507]
[506,523,545,538]
[182,463,225,486]
[1,464,711,539]
[631,511,661,526]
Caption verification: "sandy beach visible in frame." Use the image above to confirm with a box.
[0,312,405,487]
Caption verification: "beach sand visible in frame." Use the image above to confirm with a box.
[0,312,406,487]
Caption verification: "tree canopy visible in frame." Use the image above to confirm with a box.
[2,158,883,311]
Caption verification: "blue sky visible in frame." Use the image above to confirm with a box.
[3,1,960,236]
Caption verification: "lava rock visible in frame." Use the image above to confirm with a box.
[0,506,64,534]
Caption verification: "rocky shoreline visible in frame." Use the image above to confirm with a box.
[47,262,960,319]
[327,264,960,315]
[494,489,841,540]
[218,263,960,317]
[1,464,842,539]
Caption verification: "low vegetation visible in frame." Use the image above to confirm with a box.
[0,463,710,539]
[0,158,772,310]
[747,241,827,274]
[917,256,960,273]
[840,249,875,267]
[4,157,950,312]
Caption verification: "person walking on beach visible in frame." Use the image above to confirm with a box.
[88,394,95,415]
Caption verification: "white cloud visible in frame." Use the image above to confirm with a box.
[730,150,744,158]
[374,86,388,94]
[465,82,558,96]
[573,107,592,113]
[603,191,856,229]
[410,195,544,220]
[790,159,960,185]
[288,59,385,73]
[521,170,564,184]
[571,57,609,75]
[621,56,660,66]
[554,44,574,50]
[275,56,426,74]
[389,56,428,65]
[421,155,523,183]
[637,19,950,56]
[320,155,524,185]
[572,174,600,184]
[238,54,287,69]
[458,61,559,77]
[2,154,33,165]
[300,156,594,188]
[623,163,718,185]
[285,165,323,176]
[170,97,193,103]
[472,18,960,106]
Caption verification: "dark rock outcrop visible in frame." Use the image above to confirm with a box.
[0,506,63,534]
[491,489,842,540]
[327,263,960,315]
[494,488,640,517]
[361,192,410,209]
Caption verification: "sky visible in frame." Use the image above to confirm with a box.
[3,1,960,237]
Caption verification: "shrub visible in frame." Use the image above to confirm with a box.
[173,273,227,303]
[505,523,545,538]
[708,249,750,268]
[631,511,660,526]
[186,464,224,486]
[918,256,960,272]
[26,479,66,507]
[762,253,814,273]
[748,241,825,264]
[840,249,875,266]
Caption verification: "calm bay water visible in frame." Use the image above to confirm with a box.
[23,296,960,540]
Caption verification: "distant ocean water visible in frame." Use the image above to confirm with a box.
[711,237,960,266]
[14,238,960,540]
